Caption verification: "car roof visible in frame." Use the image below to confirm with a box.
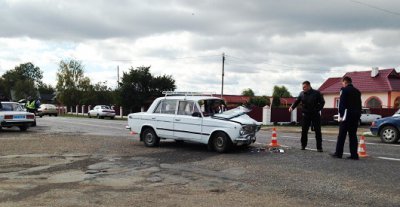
[156,96,222,101]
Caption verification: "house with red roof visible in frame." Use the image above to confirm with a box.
[319,68,400,108]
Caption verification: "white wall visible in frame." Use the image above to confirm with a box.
[322,92,388,108]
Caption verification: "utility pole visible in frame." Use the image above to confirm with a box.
[117,65,120,88]
[221,52,225,98]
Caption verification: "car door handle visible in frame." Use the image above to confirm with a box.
[175,119,181,121]
[151,117,156,120]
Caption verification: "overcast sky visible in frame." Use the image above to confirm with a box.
[0,0,399,96]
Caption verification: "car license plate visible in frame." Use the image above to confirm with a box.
[13,115,26,119]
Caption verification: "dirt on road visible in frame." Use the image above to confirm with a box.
[0,129,398,207]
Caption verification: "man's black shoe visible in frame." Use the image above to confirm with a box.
[317,149,323,152]
[330,153,342,158]
[301,147,306,150]
[346,156,359,160]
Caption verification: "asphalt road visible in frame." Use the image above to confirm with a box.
[0,116,399,207]
[34,116,400,161]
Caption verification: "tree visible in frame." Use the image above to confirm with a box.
[56,59,91,106]
[249,96,270,107]
[117,66,176,112]
[1,62,43,100]
[272,85,292,107]
[81,81,115,106]
[242,88,255,97]
[38,83,55,94]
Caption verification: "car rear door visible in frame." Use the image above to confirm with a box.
[151,99,177,139]
[173,101,203,141]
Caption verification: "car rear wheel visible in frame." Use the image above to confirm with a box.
[212,132,232,153]
[142,128,159,147]
[88,113,91,118]
[380,126,400,143]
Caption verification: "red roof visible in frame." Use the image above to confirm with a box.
[213,94,250,104]
[319,68,400,94]
[280,97,296,105]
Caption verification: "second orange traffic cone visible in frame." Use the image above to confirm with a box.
[268,127,281,148]
[358,135,368,158]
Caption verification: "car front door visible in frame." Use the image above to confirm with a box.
[173,101,203,141]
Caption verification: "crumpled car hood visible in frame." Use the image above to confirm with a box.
[213,106,261,125]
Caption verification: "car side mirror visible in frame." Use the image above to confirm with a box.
[192,112,202,117]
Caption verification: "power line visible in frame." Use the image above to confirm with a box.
[348,0,400,17]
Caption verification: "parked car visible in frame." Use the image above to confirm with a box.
[88,105,115,119]
[0,102,36,131]
[334,108,381,125]
[370,116,400,143]
[37,104,58,117]
[126,94,262,153]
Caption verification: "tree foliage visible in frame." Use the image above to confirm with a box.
[116,66,176,112]
[56,59,91,106]
[249,96,270,107]
[38,83,55,94]
[272,85,292,107]
[242,88,255,97]
[1,62,43,100]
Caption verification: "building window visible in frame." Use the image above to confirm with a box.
[365,97,382,108]
[334,97,340,108]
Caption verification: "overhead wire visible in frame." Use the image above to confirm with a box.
[347,0,400,17]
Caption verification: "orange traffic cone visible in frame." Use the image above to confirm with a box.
[358,136,368,158]
[268,127,281,148]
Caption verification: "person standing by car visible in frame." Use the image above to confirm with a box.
[331,76,362,160]
[26,97,36,114]
[289,81,325,152]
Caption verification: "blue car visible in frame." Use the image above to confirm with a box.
[370,116,400,143]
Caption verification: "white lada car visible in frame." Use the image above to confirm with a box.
[0,102,36,131]
[126,94,261,153]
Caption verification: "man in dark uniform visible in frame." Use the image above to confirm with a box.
[331,76,362,160]
[289,81,325,152]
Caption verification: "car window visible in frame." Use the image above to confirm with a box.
[0,103,23,111]
[101,106,110,109]
[177,101,199,116]
[154,99,177,114]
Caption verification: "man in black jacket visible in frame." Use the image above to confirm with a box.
[289,81,325,152]
[331,76,362,160]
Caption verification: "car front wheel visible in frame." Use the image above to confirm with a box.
[380,126,400,143]
[212,132,232,153]
[142,128,160,147]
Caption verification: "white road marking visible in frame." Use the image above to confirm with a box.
[376,157,400,161]
[280,135,400,147]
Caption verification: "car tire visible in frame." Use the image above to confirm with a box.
[88,113,91,118]
[55,114,58,117]
[110,116,115,120]
[212,132,232,153]
[19,125,28,131]
[97,114,100,119]
[380,126,400,143]
[142,128,160,147]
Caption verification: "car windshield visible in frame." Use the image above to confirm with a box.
[1,103,24,111]
[101,106,110,109]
